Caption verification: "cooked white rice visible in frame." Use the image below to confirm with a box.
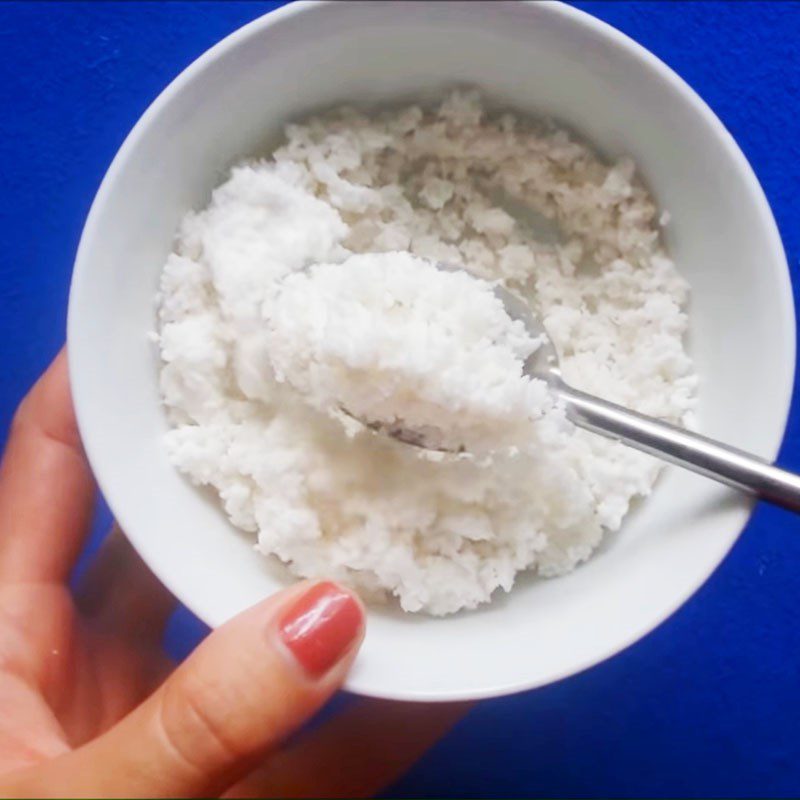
[157,90,697,615]
[266,251,556,455]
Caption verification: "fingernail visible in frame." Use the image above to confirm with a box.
[279,582,363,677]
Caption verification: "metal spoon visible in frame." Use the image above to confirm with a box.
[364,262,800,512]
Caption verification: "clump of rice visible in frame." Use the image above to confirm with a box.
[266,251,555,454]
[156,89,697,615]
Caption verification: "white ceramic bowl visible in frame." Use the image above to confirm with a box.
[68,0,795,701]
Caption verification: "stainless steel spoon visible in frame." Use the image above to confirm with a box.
[365,262,800,512]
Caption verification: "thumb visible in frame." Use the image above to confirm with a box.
[43,580,364,798]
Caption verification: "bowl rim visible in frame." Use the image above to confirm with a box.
[67,0,796,701]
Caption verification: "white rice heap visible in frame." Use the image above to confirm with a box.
[266,251,555,455]
[157,90,697,615]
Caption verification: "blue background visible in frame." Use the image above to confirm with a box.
[1,2,799,797]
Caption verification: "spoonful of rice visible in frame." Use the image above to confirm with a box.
[266,251,800,511]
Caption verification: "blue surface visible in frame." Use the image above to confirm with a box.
[1,2,799,797]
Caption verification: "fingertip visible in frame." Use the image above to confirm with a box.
[276,580,366,680]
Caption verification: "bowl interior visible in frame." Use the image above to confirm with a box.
[68,1,794,700]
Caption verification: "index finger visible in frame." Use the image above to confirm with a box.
[0,349,96,583]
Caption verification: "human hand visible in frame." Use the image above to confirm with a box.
[0,350,468,798]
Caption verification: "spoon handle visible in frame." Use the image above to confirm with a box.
[557,381,800,512]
